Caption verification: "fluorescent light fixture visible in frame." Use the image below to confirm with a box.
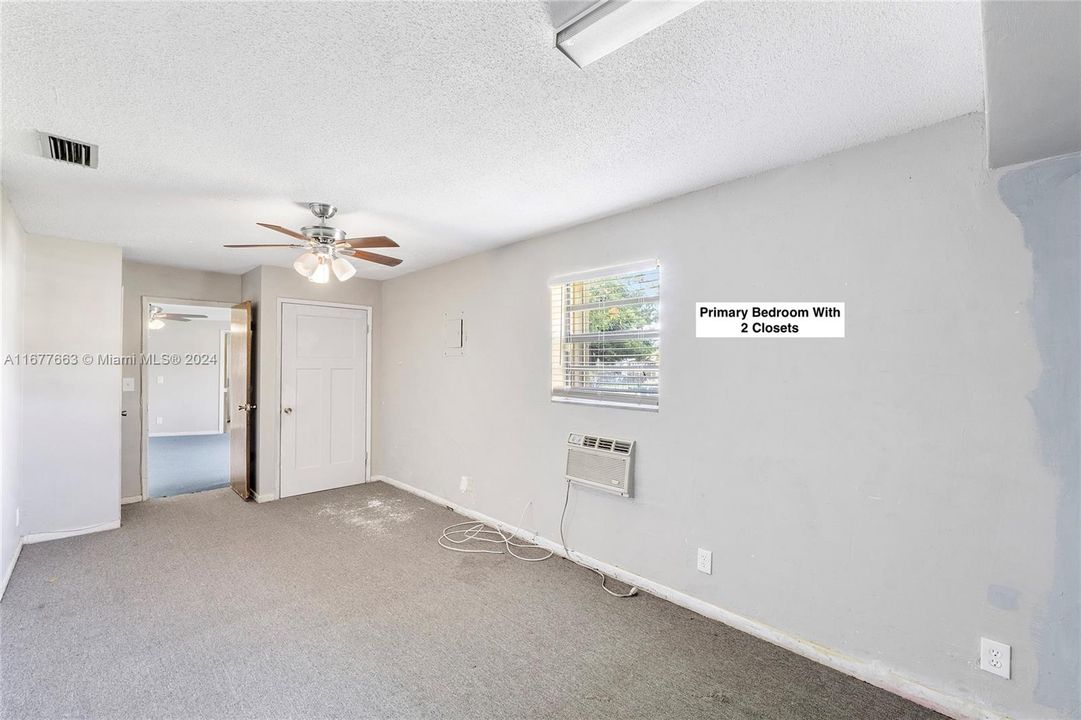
[556,0,704,68]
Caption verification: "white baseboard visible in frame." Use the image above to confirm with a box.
[1,536,24,601]
[23,519,121,545]
[372,474,1001,720]
[121,495,142,505]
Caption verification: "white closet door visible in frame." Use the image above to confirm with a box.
[279,302,369,498]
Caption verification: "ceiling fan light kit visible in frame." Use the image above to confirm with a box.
[227,202,402,282]
[331,256,357,281]
[310,258,331,284]
[293,251,320,277]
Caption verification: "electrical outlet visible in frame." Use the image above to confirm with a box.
[156,417,163,425]
[459,476,470,493]
[156,375,164,384]
[980,637,1011,679]
[697,548,712,575]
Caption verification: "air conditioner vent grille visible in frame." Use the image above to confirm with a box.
[573,434,633,454]
[39,132,98,168]
[566,433,635,497]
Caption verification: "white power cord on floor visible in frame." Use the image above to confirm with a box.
[438,502,553,562]
[436,484,638,599]
[558,480,639,599]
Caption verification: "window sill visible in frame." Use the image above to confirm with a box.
[551,396,659,413]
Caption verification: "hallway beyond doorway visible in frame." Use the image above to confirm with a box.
[147,434,230,497]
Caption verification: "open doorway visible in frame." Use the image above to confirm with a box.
[142,299,232,498]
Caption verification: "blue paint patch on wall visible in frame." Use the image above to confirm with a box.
[148,433,230,498]
[999,153,1080,718]
[987,584,1021,612]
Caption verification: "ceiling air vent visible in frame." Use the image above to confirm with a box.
[38,132,98,168]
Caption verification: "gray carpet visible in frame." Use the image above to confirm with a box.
[1,482,945,720]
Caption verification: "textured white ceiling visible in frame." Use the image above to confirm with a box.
[1,1,984,278]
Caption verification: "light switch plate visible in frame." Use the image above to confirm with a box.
[443,312,464,356]
[122,377,136,392]
[697,548,712,575]
[444,319,463,348]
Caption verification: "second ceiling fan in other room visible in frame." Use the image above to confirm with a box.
[225,202,402,282]
[148,305,207,330]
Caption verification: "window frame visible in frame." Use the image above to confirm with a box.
[550,260,660,412]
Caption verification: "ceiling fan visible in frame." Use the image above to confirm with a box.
[225,202,402,282]
[148,305,207,330]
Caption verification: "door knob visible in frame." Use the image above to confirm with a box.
[283,407,293,415]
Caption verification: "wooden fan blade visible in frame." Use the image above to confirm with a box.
[256,223,307,240]
[342,249,403,267]
[339,236,399,249]
[224,243,306,248]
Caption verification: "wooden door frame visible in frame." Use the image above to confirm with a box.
[140,296,237,501]
[275,298,373,500]
[228,301,254,500]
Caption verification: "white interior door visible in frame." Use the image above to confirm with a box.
[280,302,369,498]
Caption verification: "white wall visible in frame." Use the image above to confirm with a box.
[21,234,122,538]
[375,115,1076,719]
[983,0,1081,168]
[146,311,230,436]
[1,190,27,596]
[120,261,241,499]
[242,266,380,500]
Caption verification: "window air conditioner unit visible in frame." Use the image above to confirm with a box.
[565,433,635,497]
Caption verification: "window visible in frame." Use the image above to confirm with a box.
[550,261,660,410]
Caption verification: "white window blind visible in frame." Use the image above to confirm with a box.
[550,261,660,410]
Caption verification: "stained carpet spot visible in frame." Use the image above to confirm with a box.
[315,495,415,531]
